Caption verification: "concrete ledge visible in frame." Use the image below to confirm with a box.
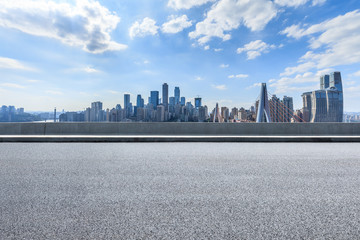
[0,122,360,136]
[1,135,360,142]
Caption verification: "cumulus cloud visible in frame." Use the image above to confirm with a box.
[168,0,215,10]
[270,69,333,94]
[220,64,229,68]
[1,83,26,89]
[280,10,360,74]
[204,45,210,50]
[189,0,277,45]
[246,82,262,89]
[0,57,36,71]
[274,0,326,7]
[212,84,227,90]
[228,74,248,78]
[129,17,159,38]
[0,0,127,54]
[351,70,360,77]
[237,40,277,60]
[162,15,192,34]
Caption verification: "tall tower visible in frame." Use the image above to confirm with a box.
[195,97,202,109]
[174,87,180,104]
[124,94,131,118]
[150,91,159,109]
[256,83,272,123]
[162,83,168,107]
[213,103,222,122]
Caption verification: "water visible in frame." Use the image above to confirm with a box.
[1,143,360,239]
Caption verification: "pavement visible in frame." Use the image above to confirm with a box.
[1,142,360,239]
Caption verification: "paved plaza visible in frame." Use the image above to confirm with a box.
[1,143,360,239]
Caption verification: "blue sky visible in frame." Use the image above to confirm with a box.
[0,0,360,112]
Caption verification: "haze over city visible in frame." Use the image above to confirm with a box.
[1,0,360,111]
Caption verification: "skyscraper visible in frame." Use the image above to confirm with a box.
[150,91,159,109]
[320,74,330,90]
[180,97,185,106]
[124,94,131,118]
[162,83,168,107]
[136,94,144,108]
[174,87,180,104]
[302,71,343,122]
[195,97,202,109]
[90,101,103,122]
[282,96,294,122]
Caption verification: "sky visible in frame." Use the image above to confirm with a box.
[0,0,360,112]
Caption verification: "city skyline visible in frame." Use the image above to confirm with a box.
[1,0,360,111]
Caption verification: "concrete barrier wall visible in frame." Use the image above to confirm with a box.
[0,122,359,136]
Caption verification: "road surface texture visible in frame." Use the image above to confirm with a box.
[1,143,360,239]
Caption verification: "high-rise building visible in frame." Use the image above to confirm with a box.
[230,107,238,120]
[156,105,165,122]
[90,101,103,122]
[221,107,229,122]
[195,97,202,109]
[162,83,168,107]
[169,97,175,106]
[330,71,343,91]
[136,94,144,108]
[174,87,180,104]
[302,71,343,122]
[320,74,330,90]
[180,97,185,106]
[150,91,159,109]
[282,96,294,122]
[269,95,281,122]
[213,103,222,122]
[124,94,131,117]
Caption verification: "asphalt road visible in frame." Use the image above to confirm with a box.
[1,143,360,239]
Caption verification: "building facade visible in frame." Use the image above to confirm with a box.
[302,71,343,122]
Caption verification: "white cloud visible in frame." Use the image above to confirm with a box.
[274,0,308,7]
[351,70,360,77]
[270,69,333,94]
[83,66,100,73]
[66,66,101,73]
[274,0,325,7]
[108,90,119,94]
[168,0,215,10]
[280,10,360,75]
[220,64,229,68]
[212,84,227,90]
[228,74,248,78]
[129,17,159,38]
[1,83,26,89]
[195,76,204,81]
[246,82,262,89]
[204,45,210,50]
[311,0,326,6]
[0,0,127,54]
[161,15,192,34]
[0,57,36,71]
[280,62,316,76]
[214,48,223,52]
[189,0,277,45]
[237,40,277,60]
